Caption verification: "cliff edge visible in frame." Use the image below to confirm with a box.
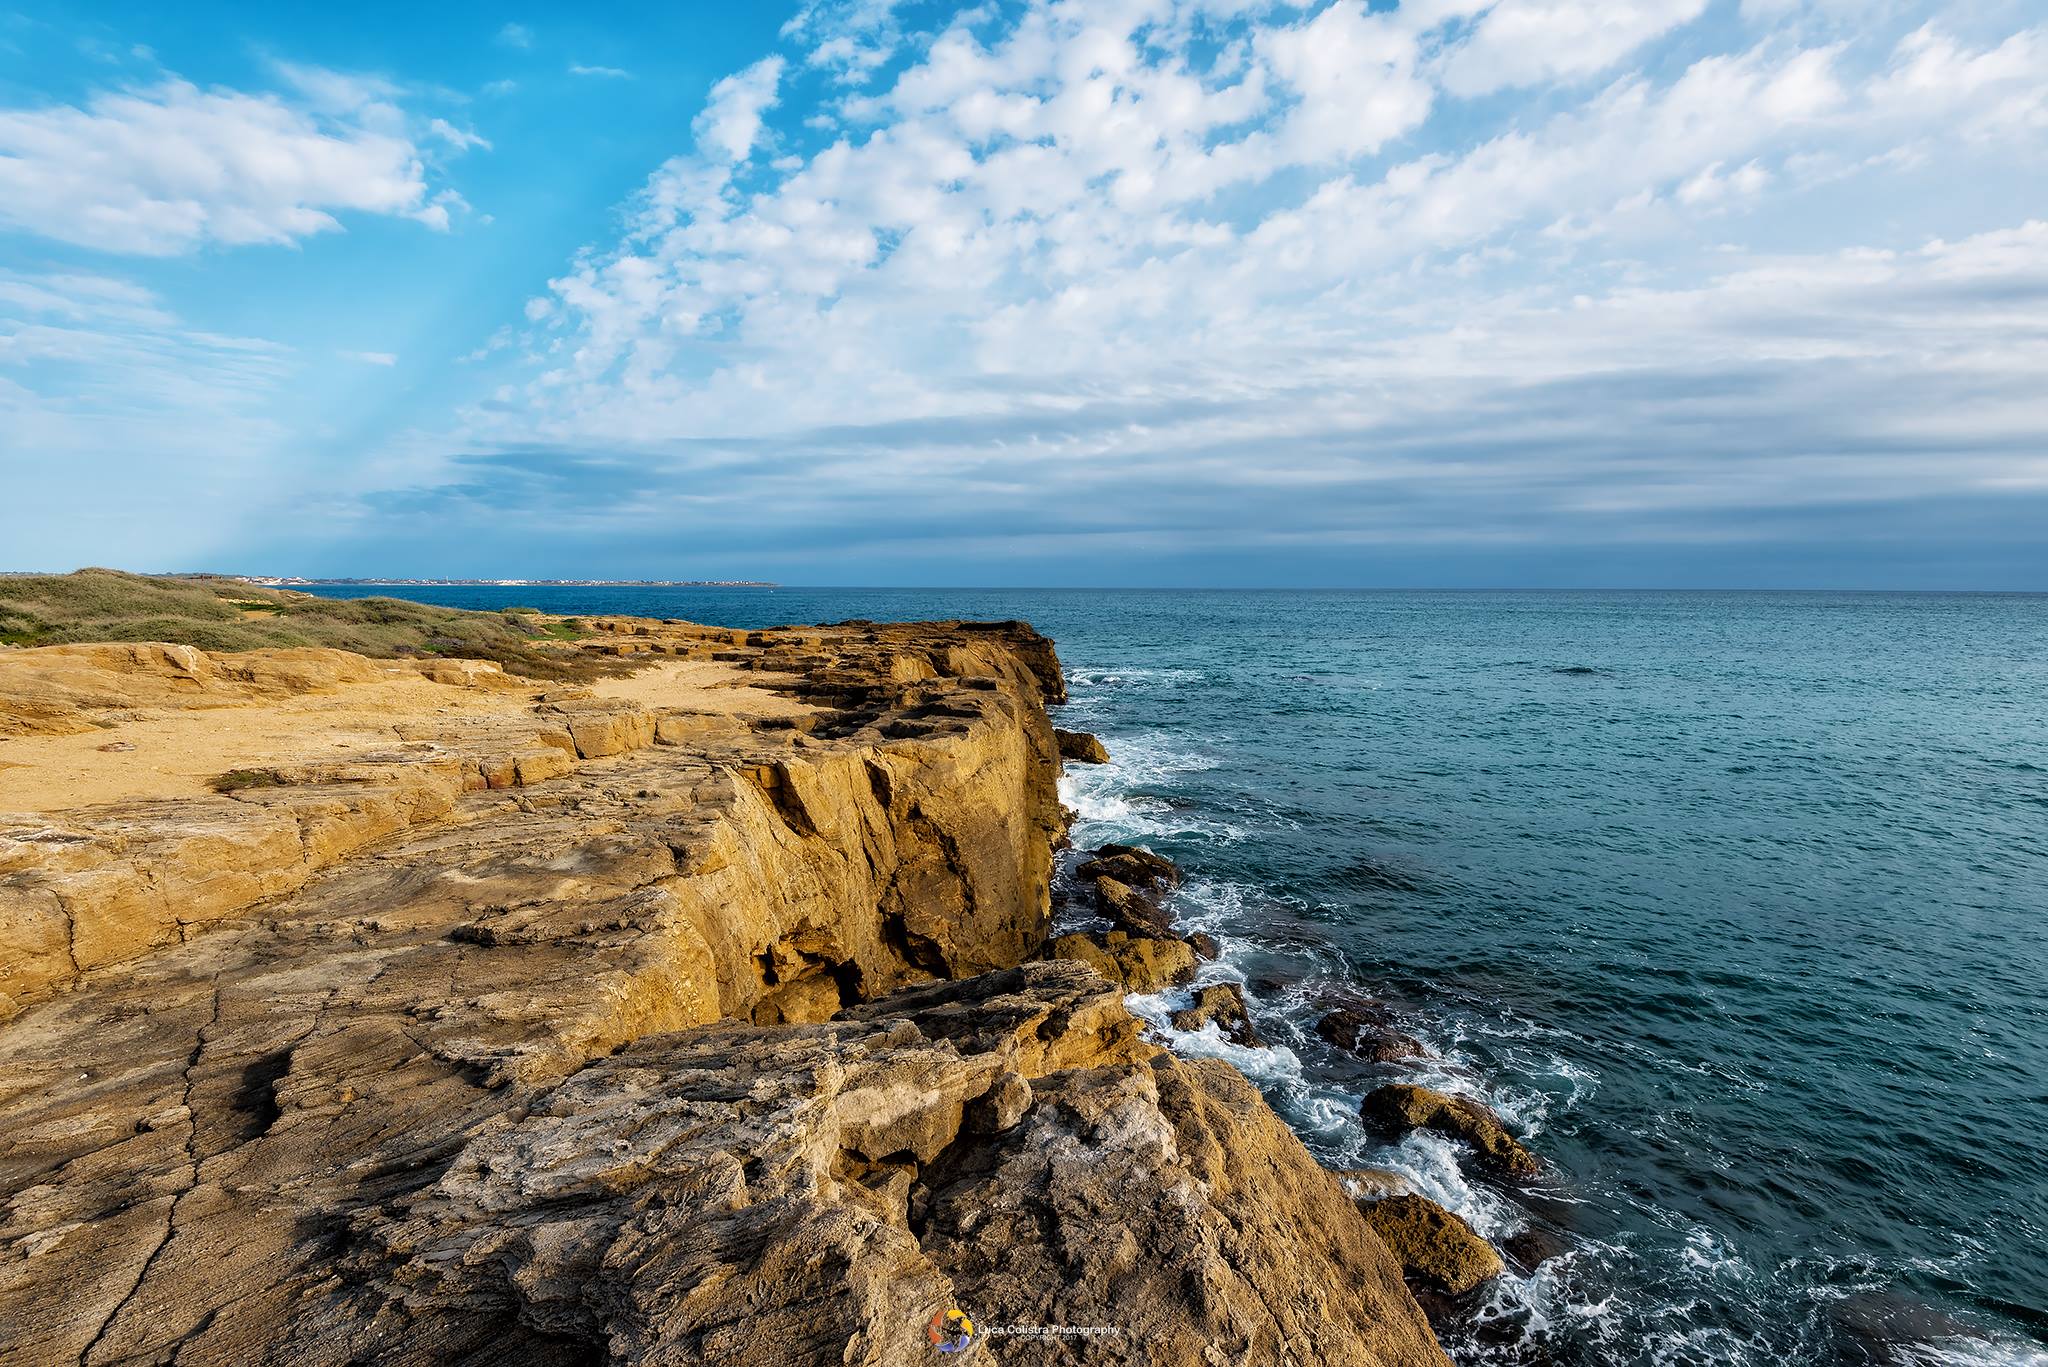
[0,614,1447,1365]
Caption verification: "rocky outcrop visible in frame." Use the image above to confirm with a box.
[1054,728,1110,764]
[0,621,1062,1018]
[1047,928,1199,993]
[1093,874,1177,938]
[1360,1084,1541,1181]
[918,1024,1449,1367]
[1076,843,1181,891]
[1170,981,1263,1047]
[1359,1195,1506,1296]
[0,615,1450,1366]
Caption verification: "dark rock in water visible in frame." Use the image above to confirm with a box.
[1551,665,1603,676]
[1318,1007,1429,1062]
[1361,1084,1541,1181]
[1077,842,1181,891]
[1055,728,1111,763]
[1188,931,1222,960]
[1361,1195,1505,1295]
[1093,874,1176,938]
[1310,983,1397,1022]
[1501,1226,1569,1273]
[1171,983,1263,1048]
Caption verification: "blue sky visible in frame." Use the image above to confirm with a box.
[2,1,2044,587]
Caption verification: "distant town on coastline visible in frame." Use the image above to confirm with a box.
[242,576,776,589]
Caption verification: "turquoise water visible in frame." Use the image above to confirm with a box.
[309,586,2048,1365]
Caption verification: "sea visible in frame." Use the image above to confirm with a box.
[306,585,2048,1367]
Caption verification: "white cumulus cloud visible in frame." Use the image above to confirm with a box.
[380,2,2048,578]
[0,71,474,256]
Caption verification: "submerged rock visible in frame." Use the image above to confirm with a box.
[1336,1167,1413,1201]
[1054,727,1111,763]
[1360,1084,1541,1180]
[1171,982,1264,1048]
[1502,1226,1570,1273]
[1318,1005,1429,1062]
[1361,1195,1506,1295]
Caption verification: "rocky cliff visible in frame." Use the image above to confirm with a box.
[0,616,1448,1366]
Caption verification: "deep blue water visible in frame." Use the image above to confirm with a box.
[308,586,2048,1366]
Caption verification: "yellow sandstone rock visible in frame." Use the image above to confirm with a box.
[0,615,1449,1367]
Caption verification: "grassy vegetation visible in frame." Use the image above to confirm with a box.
[0,569,620,681]
[210,768,289,794]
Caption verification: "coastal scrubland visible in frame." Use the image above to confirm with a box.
[0,568,609,679]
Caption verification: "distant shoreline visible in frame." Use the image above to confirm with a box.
[244,577,779,588]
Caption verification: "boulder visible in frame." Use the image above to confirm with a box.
[1047,930,1198,993]
[1361,1195,1506,1295]
[1171,982,1264,1048]
[1360,1084,1541,1180]
[1093,874,1177,938]
[1054,728,1111,763]
[1502,1226,1570,1273]
[1189,931,1222,960]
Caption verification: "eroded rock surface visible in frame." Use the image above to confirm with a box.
[0,618,1449,1366]
[1047,930,1199,994]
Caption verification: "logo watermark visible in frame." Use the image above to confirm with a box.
[926,1308,1123,1355]
[927,1309,976,1354]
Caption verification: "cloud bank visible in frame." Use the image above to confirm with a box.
[407,0,2048,582]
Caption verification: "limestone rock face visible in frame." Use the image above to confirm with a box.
[348,963,1159,1366]
[1360,1084,1541,1181]
[0,619,1065,1016]
[1360,1195,1506,1295]
[0,614,1450,1366]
